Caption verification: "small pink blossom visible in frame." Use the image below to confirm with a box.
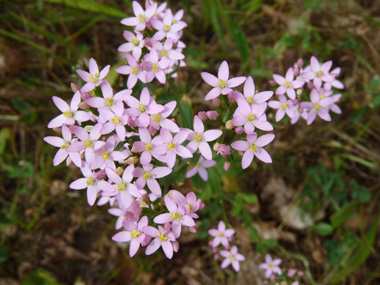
[259,254,282,278]
[220,246,245,272]
[144,223,177,259]
[186,157,216,181]
[201,61,246,100]
[273,67,304,100]
[77,58,110,92]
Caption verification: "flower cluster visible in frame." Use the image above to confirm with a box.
[269,56,343,125]
[208,221,245,272]
[116,0,186,88]
[259,254,303,284]
[201,61,276,170]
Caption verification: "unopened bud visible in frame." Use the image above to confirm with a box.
[213,247,218,254]
[197,111,207,120]
[131,146,138,153]
[307,82,314,90]
[199,202,206,210]
[66,156,73,166]
[214,254,220,260]
[297,58,304,67]
[213,142,221,152]
[293,99,299,105]
[212,98,221,107]
[227,92,235,101]
[225,120,233,130]
[53,127,62,135]
[235,126,244,134]
[296,88,303,96]
[223,161,231,171]
[269,80,276,86]
[125,156,139,164]
[116,167,124,176]
[181,94,192,105]
[71,83,80,92]
[293,67,300,76]
[78,102,90,109]
[189,226,197,233]
[172,241,180,252]
[238,151,244,156]
[206,111,218,120]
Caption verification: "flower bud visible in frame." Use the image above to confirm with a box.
[227,92,235,101]
[269,80,276,86]
[218,144,231,157]
[213,142,221,152]
[225,120,233,130]
[293,67,300,76]
[71,83,80,92]
[296,88,303,96]
[235,126,244,134]
[78,102,90,109]
[148,125,157,136]
[197,111,207,120]
[66,156,73,166]
[199,202,206,210]
[172,241,180,252]
[131,146,138,153]
[214,254,220,260]
[189,226,197,233]
[116,167,124,176]
[181,94,192,105]
[307,82,314,90]
[223,161,231,171]
[125,156,139,164]
[293,99,299,106]
[206,111,218,120]
[212,98,221,107]
[297,58,304,67]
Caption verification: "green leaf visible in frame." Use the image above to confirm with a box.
[0,128,10,155]
[312,222,333,236]
[44,0,126,18]
[330,202,358,228]
[232,23,250,72]
[23,268,62,285]
[323,240,345,266]
[256,239,279,253]
[240,193,258,204]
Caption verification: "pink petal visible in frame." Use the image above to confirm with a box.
[255,148,272,163]
[231,140,249,151]
[256,134,275,147]
[201,72,219,87]
[193,115,204,134]
[204,88,221,101]
[218,61,229,81]
[203,130,222,142]
[242,150,254,169]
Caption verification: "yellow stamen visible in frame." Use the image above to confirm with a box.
[193,134,203,142]
[152,64,158,72]
[145,143,153,152]
[229,255,236,261]
[247,97,254,104]
[285,81,292,88]
[153,114,161,123]
[281,102,288,110]
[138,14,146,23]
[131,229,140,238]
[161,50,167,57]
[131,66,139,75]
[317,70,323,77]
[83,139,93,148]
[143,172,151,180]
[219,79,226,89]
[218,233,224,237]
[139,104,146,113]
[169,213,182,221]
[86,177,95,186]
[314,103,320,111]
[320,95,326,99]
[111,117,120,125]
[130,38,139,46]
[101,152,109,160]
[63,111,74,118]
[157,232,167,242]
[105,98,114,107]
[250,143,257,153]
[247,114,255,122]
[167,142,176,151]
[164,25,170,33]
[117,182,127,192]
[196,162,202,168]
[61,142,71,150]
[173,19,178,24]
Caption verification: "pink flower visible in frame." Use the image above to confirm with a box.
[217,144,231,158]
[208,221,235,248]
[186,157,216,181]
[133,128,167,165]
[167,190,202,218]
[144,48,170,84]
[133,164,172,197]
[112,216,150,257]
[144,223,177,259]
[259,254,282,278]
[149,101,180,132]
[103,165,142,208]
[121,1,157,31]
[201,61,246,100]
[99,104,129,141]
[231,133,275,169]
[48,92,91,128]
[124,87,164,127]
[116,54,146,89]
[154,196,195,237]
[268,94,298,122]
[186,116,222,160]
[108,206,125,230]
[151,9,187,41]
[85,81,129,111]
[69,163,111,206]
[77,58,110,92]
[234,76,273,105]
[43,125,81,167]
[157,129,193,168]
[118,31,145,60]
[232,99,273,134]
[206,111,218,120]
[220,246,245,272]
[300,89,335,125]
[273,68,304,100]
[309,56,336,89]
[91,136,127,170]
